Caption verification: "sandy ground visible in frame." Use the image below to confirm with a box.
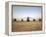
[12,21,42,32]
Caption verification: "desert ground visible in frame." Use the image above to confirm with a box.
[12,21,42,32]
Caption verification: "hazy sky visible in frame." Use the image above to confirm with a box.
[13,6,42,20]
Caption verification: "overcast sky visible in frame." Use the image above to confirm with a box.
[13,6,42,20]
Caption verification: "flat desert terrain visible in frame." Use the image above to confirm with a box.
[12,21,42,32]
